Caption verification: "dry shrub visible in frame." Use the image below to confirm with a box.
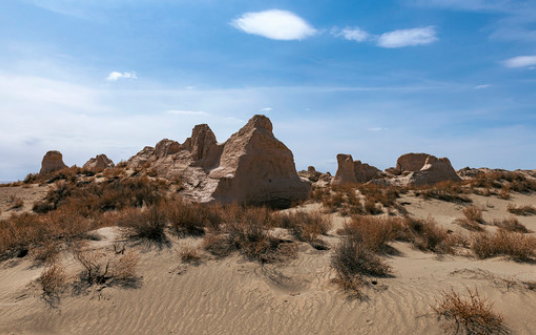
[463,206,484,224]
[492,217,529,233]
[119,205,167,243]
[359,185,399,209]
[166,198,213,236]
[180,246,203,264]
[417,181,472,204]
[471,230,536,262]
[103,167,126,179]
[8,195,24,210]
[272,210,332,242]
[39,261,66,296]
[456,218,485,232]
[331,234,392,294]
[74,247,138,285]
[506,203,536,216]
[202,234,235,258]
[322,190,345,212]
[229,224,296,263]
[499,188,510,200]
[403,216,458,253]
[310,187,329,203]
[23,173,39,184]
[339,216,401,254]
[433,288,506,335]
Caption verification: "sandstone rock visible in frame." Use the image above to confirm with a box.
[39,151,68,175]
[83,154,115,172]
[408,156,461,186]
[209,115,310,207]
[126,115,310,207]
[331,154,380,186]
[395,153,430,174]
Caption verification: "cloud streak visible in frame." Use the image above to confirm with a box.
[503,56,536,68]
[331,27,370,42]
[377,26,438,48]
[231,10,316,41]
[106,71,138,81]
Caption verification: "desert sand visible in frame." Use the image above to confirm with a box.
[1,186,536,335]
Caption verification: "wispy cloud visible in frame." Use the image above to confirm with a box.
[106,71,138,81]
[503,56,536,68]
[331,27,370,42]
[166,110,207,115]
[231,10,317,41]
[475,84,492,89]
[377,26,438,48]
[260,107,272,112]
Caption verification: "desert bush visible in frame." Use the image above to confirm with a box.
[471,230,536,262]
[38,261,66,296]
[492,217,529,233]
[433,288,506,335]
[180,246,203,264]
[23,173,39,184]
[202,234,235,258]
[417,181,472,204]
[339,216,401,254]
[464,206,484,224]
[119,205,167,243]
[499,188,510,200]
[359,185,399,209]
[332,234,392,281]
[402,216,458,254]
[74,247,138,285]
[322,190,345,212]
[272,210,332,242]
[8,195,24,210]
[166,198,212,236]
[229,224,296,263]
[506,203,536,216]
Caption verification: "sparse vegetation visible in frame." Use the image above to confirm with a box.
[180,246,203,265]
[74,247,138,286]
[491,217,529,233]
[8,195,24,210]
[456,206,486,232]
[272,210,332,243]
[416,181,472,203]
[506,203,536,216]
[471,230,536,262]
[433,288,506,335]
[38,261,66,296]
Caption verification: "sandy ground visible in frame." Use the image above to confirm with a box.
[1,187,536,335]
[0,185,50,221]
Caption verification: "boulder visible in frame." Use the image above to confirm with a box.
[83,154,115,172]
[408,156,461,186]
[331,154,380,186]
[39,151,68,175]
[154,139,181,159]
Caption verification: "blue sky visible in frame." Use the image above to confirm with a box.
[1,0,535,181]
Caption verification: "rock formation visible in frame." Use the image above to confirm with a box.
[407,155,461,186]
[83,154,115,172]
[395,153,431,174]
[331,154,380,186]
[39,151,68,175]
[126,115,310,207]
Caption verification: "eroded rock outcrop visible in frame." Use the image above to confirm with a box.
[83,154,115,172]
[395,153,431,174]
[39,151,68,175]
[406,155,461,186]
[331,154,380,186]
[126,115,310,207]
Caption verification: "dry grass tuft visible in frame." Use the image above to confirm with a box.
[8,195,24,210]
[180,246,203,265]
[38,261,66,296]
[433,288,507,335]
[272,210,332,243]
[471,230,536,262]
[417,181,472,204]
[74,247,138,286]
[506,204,536,216]
[119,205,168,243]
[491,217,529,233]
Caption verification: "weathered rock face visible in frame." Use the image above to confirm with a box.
[395,153,431,174]
[209,115,310,207]
[331,154,380,186]
[126,115,310,207]
[408,156,461,186]
[39,151,68,175]
[83,154,115,172]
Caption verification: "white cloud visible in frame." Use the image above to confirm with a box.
[475,84,492,89]
[368,127,387,131]
[332,27,370,42]
[106,71,137,81]
[260,107,272,112]
[231,10,316,41]
[503,55,536,68]
[166,110,207,115]
[377,26,438,48]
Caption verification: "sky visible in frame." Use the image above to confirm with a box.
[1,0,536,181]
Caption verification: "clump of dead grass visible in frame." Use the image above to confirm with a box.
[433,287,507,335]
[38,260,66,296]
[471,230,536,262]
[74,246,139,286]
[491,217,529,233]
[416,181,472,204]
[506,204,536,216]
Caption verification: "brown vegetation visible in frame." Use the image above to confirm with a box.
[471,230,536,262]
[74,247,139,286]
[38,261,66,296]
[416,181,472,203]
[433,288,506,335]
[506,204,536,216]
[491,217,529,233]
